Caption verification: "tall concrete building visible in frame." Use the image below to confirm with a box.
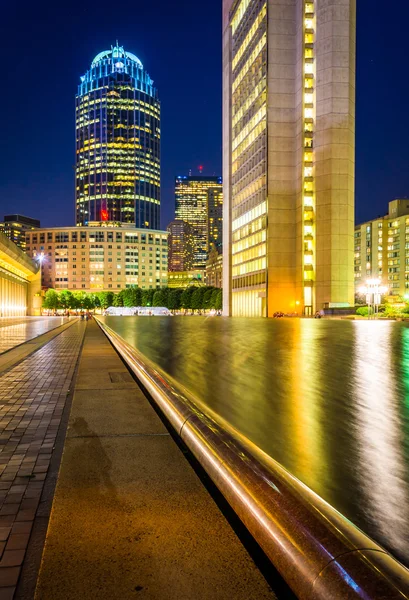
[223,0,356,316]
[175,175,223,269]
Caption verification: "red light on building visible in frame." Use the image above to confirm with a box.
[101,209,108,221]
[198,165,203,173]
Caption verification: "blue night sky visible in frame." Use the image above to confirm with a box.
[0,0,408,229]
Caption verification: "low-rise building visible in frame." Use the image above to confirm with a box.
[167,270,206,288]
[0,232,41,316]
[0,215,40,250]
[25,224,168,292]
[355,199,409,299]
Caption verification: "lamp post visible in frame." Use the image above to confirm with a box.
[358,279,388,319]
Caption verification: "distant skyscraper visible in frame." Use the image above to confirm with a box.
[207,187,223,253]
[0,215,40,250]
[175,175,223,268]
[167,220,194,272]
[223,0,356,316]
[76,44,160,229]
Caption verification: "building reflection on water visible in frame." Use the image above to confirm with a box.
[103,316,409,566]
[353,321,409,560]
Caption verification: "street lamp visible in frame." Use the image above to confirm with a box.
[358,278,388,319]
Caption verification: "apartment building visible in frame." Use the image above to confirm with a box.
[355,199,409,298]
[25,224,168,292]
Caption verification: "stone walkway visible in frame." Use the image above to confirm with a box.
[0,321,85,598]
[0,318,69,355]
[34,321,274,600]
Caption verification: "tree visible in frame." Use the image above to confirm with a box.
[191,287,205,312]
[43,289,59,311]
[113,291,124,307]
[123,286,142,307]
[97,292,109,310]
[168,288,183,312]
[210,289,219,309]
[59,290,73,310]
[88,293,100,310]
[180,286,196,311]
[153,290,165,307]
[215,289,223,311]
[203,287,214,311]
[141,289,155,307]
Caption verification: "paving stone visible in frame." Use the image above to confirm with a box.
[0,567,20,587]
[0,530,10,543]
[0,550,25,568]
[0,322,85,596]
[6,534,30,551]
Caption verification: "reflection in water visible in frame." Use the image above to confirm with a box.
[102,316,409,566]
[353,322,409,559]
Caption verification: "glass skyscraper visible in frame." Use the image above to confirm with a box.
[175,176,223,269]
[76,44,160,229]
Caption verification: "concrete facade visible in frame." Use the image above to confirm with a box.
[223,0,356,316]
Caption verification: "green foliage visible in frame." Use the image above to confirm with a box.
[58,290,73,309]
[215,289,223,311]
[203,287,214,310]
[383,304,402,317]
[43,289,59,310]
[123,286,142,307]
[97,292,111,309]
[153,290,165,307]
[141,289,155,307]
[168,288,183,311]
[356,306,369,317]
[41,285,221,313]
[113,291,124,307]
[191,287,205,311]
[180,286,195,310]
[210,289,219,310]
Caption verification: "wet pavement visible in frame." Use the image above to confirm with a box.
[0,321,85,598]
[34,321,276,600]
[0,318,69,355]
[101,316,409,568]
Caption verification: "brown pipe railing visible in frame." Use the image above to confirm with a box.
[95,317,409,600]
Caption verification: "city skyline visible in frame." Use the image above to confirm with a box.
[0,0,408,231]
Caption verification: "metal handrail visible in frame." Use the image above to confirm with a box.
[95,317,409,600]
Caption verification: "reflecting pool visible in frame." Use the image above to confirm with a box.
[101,316,409,566]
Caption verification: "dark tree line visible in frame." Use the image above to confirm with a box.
[42,286,222,312]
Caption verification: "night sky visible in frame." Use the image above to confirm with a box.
[0,0,408,230]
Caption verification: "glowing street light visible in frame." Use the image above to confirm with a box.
[358,278,388,319]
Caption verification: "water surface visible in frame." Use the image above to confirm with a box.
[102,316,409,566]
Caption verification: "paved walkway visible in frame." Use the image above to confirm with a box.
[0,321,85,598]
[0,318,70,355]
[34,321,274,599]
